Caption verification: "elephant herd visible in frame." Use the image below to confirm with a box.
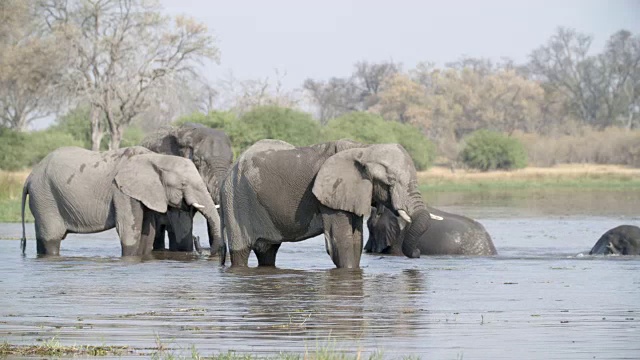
[20,123,640,267]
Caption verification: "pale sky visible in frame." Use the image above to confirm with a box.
[161,0,640,89]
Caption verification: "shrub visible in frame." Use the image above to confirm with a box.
[175,107,321,158]
[174,110,237,129]
[323,112,436,170]
[460,130,527,171]
[0,128,83,171]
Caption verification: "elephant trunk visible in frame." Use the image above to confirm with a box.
[198,163,231,205]
[395,180,429,258]
[401,208,430,258]
[321,207,364,269]
[185,189,224,259]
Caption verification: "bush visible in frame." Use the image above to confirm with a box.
[323,112,436,170]
[175,107,321,158]
[460,130,527,171]
[0,128,83,171]
[174,110,237,129]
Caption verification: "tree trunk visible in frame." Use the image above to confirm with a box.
[109,126,123,150]
[90,105,104,151]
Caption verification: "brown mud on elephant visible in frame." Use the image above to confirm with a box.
[20,146,221,257]
[220,139,430,268]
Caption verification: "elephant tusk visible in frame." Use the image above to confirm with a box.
[430,213,444,221]
[192,203,205,210]
[398,210,411,223]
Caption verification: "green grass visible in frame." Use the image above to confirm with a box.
[0,337,418,359]
[0,338,131,357]
[419,174,640,193]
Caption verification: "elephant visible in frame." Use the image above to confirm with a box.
[140,123,233,255]
[219,139,429,268]
[589,225,640,255]
[20,146,221,257]
[365,205,497,256]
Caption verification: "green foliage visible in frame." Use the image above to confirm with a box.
[175,110,237,129]
[323,112,435,170]
[460,130,528,171]
[50,105,93,148]
[237,106,320,148]
[119,126,145,148]
[51,106,145,150]
[175,107,321,158]
[0,128,82,171]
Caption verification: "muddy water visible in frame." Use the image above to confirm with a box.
[1,189,639,359]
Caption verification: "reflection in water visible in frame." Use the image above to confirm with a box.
[1,189,639,358]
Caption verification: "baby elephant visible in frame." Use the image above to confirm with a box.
[21,146,221,256]
[365,206,497,256]
[589,225,640,255]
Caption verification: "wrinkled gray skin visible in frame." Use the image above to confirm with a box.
[220,139,428,268]
[20,146,221,257]
[589,225,640,255]
[141,123,233,255]
[365,206,497,256]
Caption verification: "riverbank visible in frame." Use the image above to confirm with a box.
[418,164,640,192]
[2,164,640,223]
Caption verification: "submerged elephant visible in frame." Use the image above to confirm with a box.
[220,139,429,268]
[365,205,497,256]
[141,123,233,255]
[20,146,221,256]
[589,225,640,255]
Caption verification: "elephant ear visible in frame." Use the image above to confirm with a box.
[312,148,372,217]
[114,156,168,213]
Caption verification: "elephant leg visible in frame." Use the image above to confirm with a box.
[140,211,159,256]
[152,213,167,251]
[34,220,66,256]
[113,191,145,256]
[253,240,281,267]
[36,237,63,256]
[167,208,194,252]
[229,247,251,267]
[193,236,202,253]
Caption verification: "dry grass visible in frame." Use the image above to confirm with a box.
[419,164,640,182]
[514,128,640,167]
[418,164,640,191]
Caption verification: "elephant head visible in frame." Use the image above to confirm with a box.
[589,225,640,255]
[142,123,233,202]
[312,143,427,267]
[364,206,404,254]
[113,154,222,251]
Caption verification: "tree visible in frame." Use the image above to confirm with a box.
[214,70,301,115]
[40,0,219,150]
[371,73,430,125]
[352,60,400,108]
[599,30,640,129]
[0,0,67,130]
[528,27,601,126]
[303,60,400,124]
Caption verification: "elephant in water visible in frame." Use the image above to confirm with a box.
[589,225,640,255]
[21,146,221,256]
[365,205,497,256]
[220,139,429,268]
[141,123,233,255]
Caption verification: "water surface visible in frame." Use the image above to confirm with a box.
[1,189,638,359]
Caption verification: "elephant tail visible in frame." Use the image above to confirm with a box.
[20,177,29,254]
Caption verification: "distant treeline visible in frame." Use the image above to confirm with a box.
[1,1,639,170]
